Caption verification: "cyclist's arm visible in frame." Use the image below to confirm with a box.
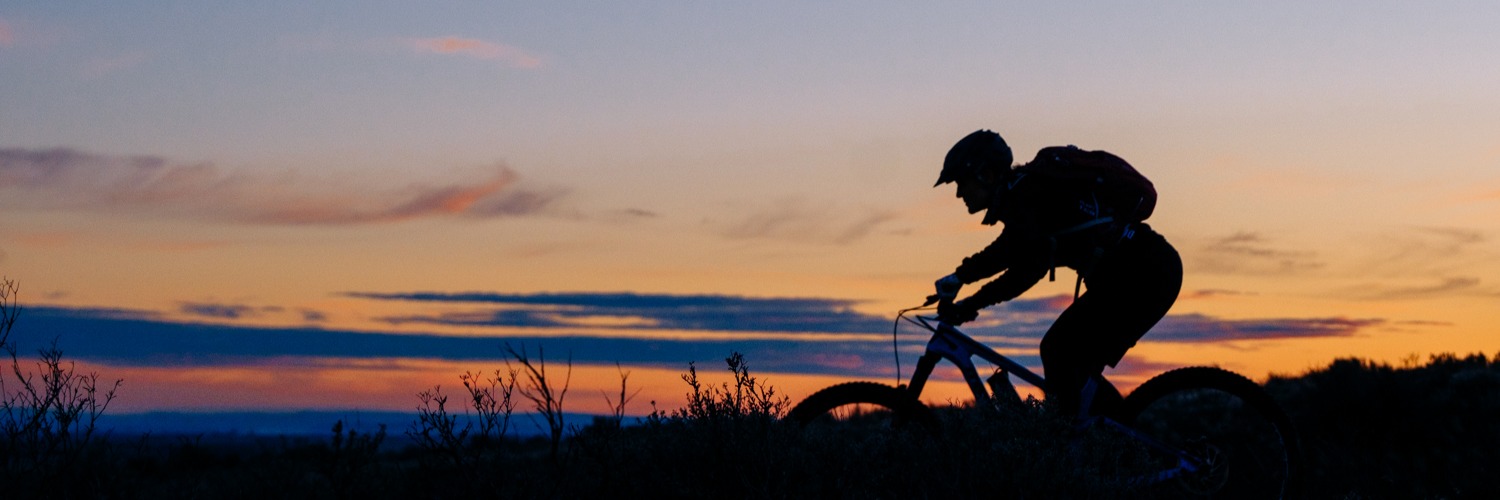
[963,239,1050,308]
[952,208,1052,308]
[952,233,1013,284]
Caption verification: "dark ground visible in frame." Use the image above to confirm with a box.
[3,352,1497,499]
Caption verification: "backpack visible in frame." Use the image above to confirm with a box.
[1013,146,1158,297]
[1015,145,1156,226]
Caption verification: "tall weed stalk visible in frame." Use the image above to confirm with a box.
[0,277,123,493]
[677,352,789,424]
[506,343,570,462]
[407,368,518,470]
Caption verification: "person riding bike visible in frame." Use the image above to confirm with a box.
[931,129,1183,417]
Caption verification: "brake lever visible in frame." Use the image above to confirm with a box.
[923,294,955,310]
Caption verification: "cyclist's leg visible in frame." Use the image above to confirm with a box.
[1039,298,1120,417]
[1041,232,1182,417]
[1081,374,1125,418]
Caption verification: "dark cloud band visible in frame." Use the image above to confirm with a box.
[10,296,1389,383]
[347,291,892,334]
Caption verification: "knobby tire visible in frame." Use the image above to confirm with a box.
[786,381,939,431]
[1119,367,1302,499]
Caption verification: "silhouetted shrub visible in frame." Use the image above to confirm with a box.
[1267,352,1500,498]
[0,277,123,498]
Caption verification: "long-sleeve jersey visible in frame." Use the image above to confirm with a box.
[952,167,1127,308]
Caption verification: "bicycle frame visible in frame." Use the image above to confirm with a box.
[901,313,1045,408]
[897,312,1209,483]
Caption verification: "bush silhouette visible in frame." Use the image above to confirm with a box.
[1268,353,1500,498]
[1,277,123,498]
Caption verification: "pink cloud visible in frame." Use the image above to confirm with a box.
[251,168,558,225]
[1182,289,1257,300]
[722,198,898,245]
[0,18,13,47]
[0,147,565,225]
[808,353,866,371]
[406,36,541,68]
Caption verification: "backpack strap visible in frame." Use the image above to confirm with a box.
[1074,246,1105,300]
[1068,222,1140,300]
[1051,215,1114,238]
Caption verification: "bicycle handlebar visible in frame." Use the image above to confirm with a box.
[901,298,949,333]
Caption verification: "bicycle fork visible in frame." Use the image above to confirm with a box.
[904,324,1028,408]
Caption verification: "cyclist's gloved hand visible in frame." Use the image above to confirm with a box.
[934,273,963,301]
[938,298,979,325]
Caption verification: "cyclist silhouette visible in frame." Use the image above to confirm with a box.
[932,130,1183,416]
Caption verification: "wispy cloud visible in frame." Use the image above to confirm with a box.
[298,309,328,323]
[1148,314,1383,343]
[348,291,891,334]
[609,208,659,219]
[834,213,900,245]
[0,147,564,225]
[719,198,899,245]
[1358,226,1485,277]
[1340,276,1486,301]
[179,302,260,320]
[178,302,285,321]
[173,301,325,323]
[1191,232,1324,275]
[1333,226,1498,300]
[1181,289,1258,300]
[403,36,542,68]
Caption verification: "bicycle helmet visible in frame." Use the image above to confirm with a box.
[935,129,1013,187]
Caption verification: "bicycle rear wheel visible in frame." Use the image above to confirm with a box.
[786,381,939,432]
[1118,367,1301,499]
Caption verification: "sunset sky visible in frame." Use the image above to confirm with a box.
[3,2,1498,432]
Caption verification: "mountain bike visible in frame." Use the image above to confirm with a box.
[786,303,1302,498]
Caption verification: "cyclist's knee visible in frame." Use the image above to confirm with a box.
[1086,375,1125,417]
[1038,333,1075,366]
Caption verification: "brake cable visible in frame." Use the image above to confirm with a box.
[892,301,937,388]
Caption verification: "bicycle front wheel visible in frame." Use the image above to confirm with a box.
[786,381,939,432]
[1119,367,1301,499]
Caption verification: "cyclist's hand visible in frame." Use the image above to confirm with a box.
[937,298,979,325]
[933,273,963,301]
